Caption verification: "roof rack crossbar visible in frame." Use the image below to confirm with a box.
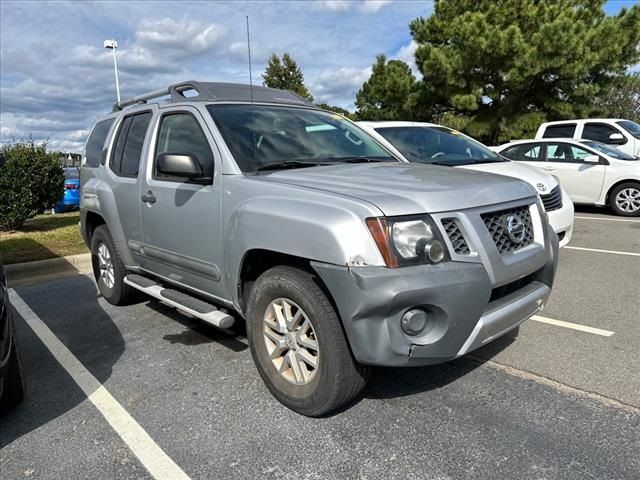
[112,87,171,112]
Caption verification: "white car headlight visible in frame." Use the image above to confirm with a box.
[392,220,434,259]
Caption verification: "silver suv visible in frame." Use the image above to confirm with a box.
[80,81,558,416]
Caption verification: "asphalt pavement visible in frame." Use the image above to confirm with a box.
[1,206,639,480]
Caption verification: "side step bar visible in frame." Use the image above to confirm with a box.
[124,274,235,329]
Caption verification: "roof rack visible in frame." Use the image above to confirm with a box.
[112,80,314,112]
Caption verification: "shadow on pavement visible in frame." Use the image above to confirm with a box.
[365,329,517,401]
[0,275,126,448]
[146,300,248,352]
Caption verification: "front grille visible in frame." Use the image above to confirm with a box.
[489,270,539,303]
[540,185,563,212]
[441,218,470,255]
[482,205,534,254]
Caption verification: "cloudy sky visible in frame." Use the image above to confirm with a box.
[0,0,636,152]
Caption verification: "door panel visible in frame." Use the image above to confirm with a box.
[544,143,606,204]
[139,107,224,298]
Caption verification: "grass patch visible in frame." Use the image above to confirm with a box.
[0,212,88,264]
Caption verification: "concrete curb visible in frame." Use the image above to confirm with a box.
[5,253,92,286]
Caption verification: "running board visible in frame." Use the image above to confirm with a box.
[124,274,234,329]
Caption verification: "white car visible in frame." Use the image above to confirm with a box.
[494,138,640,216]
[535,119,640,158]
[359,121,574,247]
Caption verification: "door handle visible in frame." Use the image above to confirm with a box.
[141,191,156,204]
[542,166,555,171]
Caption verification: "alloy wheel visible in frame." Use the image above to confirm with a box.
[615,187,640,213]
[263,298,319,385]
[97,243,115,289]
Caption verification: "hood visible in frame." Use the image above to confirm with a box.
[253,162,536,216]
[459,161,558,195]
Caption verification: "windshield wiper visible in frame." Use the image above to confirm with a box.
[330,156,394,163]
[254,160,330,172]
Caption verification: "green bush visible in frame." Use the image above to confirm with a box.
[0,139,64,231]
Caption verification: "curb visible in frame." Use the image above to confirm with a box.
[5,253,92,286]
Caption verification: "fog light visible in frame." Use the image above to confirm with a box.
[401,308,429,336]
[423,240,446,263]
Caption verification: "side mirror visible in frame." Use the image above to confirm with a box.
[156,152,203,178]
[583,154,600,164]
[608,132,625,145]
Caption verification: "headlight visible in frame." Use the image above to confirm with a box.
[367,216,448,267]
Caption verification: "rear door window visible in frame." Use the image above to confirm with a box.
[546,143,595,163]
[582,123,626,145]
[501,143,544,161]
[110,112,152,177]
[542,124,576,138]
[84,118,114,167]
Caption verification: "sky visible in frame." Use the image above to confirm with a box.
[0,0,637,153]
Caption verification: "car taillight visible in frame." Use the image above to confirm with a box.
[65,183,78,189]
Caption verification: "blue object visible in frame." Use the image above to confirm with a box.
[54,167,80,213]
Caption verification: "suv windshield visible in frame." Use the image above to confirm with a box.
[374,126,506,166]
[616,120,640,140]
[580,140,637,160]
[207,105,395,173]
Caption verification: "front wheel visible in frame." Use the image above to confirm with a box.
[246,266,369,417]
[609,182,640,217]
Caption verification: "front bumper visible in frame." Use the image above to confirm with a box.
[547,189,574,248]
[312,226,558,367]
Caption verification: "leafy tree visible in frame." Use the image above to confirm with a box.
[355,55,416,120]
[315,103,356,119]
[594,73,640,122]
[410,0,640,144]
[262,53,314,101]
[0,139,64,231]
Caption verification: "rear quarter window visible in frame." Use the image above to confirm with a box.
[84,118,115,168]
[542,124,576,138]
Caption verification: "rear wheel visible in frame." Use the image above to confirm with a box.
[246,266,369,417]
[609,182,640,217]
[91,225,135,305]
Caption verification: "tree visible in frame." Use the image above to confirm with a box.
[410,0,640,144]
[0,139,64,231]
[315,103,355,118]
[262,53,314,101]
[355,55,416,120]
[594,73,640,122]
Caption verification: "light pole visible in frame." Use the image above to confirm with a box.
[103,39,121,103]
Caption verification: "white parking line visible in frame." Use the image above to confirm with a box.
[574,216,640,223]
[9,289,191,480]
[530,315,615,337]
[564,246,640,257]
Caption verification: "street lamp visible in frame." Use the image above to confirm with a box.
[103,39,121,103]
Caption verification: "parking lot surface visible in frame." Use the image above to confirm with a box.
[2,207,639,479]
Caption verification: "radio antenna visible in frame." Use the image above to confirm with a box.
[246,16,254,104]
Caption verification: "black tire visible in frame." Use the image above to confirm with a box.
[609,182,640,217]
[91,225,135,305]
[0,335,25,411]
[246,266,369,417]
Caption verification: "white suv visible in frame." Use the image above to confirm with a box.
[535,119,640,158]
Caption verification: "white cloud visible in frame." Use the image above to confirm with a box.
[136,18,227,56]
[314,0,391,14]
[394,39,421,77]
[311,66,372,108]
[313,1,351,12]
[360,0,392,14]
